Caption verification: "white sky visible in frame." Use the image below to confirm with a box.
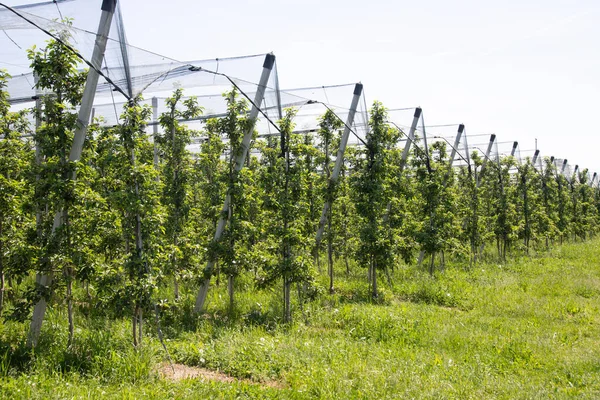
[118,0,600,171]
[4,0,600,171]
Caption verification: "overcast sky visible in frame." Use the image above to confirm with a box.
[5,0,600,171]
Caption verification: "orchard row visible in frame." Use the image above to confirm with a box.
[1,35,598,347]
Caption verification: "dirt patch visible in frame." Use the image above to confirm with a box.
[156,363,284,389]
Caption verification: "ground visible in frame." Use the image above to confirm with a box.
[1,239,599,399]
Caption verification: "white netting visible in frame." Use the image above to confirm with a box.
[2,1,370,157]
[1,1,281,133]
[419,123,469,168]
[386,108,422,157]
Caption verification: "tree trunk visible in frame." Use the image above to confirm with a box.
[67,277,74,347]
[372,259,378,299]
[429,253,435,276]
[0,268,4,318]
[327,213,334,294]
[215,260,220,287]
[173,237,180,300]
[0,219,4,317]
[132,305,138,347]
[283,277,291,323]
[345,256,350,275]
[384,266,393,287]
[418,250,425,267]
[440,251,446,272]
[497,237,501,258]
[296,282,308,324]
[174,277,180,300]
[228,275,234,312]
[138,307,143,346]
[315,250,321,274]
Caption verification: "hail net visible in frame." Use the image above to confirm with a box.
[389,107,473,172]
[422,122,470,170]
[1,0,369,162]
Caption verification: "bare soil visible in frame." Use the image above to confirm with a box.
[156,363,285,389]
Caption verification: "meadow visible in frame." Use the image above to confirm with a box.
[1,239,599,399]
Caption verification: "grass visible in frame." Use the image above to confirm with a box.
[1,240,600,398]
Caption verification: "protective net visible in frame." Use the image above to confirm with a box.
[2,0,371,160]
[276,84,369,145]
[1,1,280,132]
[387,108,421,158]
[421,122,470,169]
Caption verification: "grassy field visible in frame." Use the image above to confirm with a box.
[1,240,600,399]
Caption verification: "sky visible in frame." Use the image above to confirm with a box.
[119,0,600,171]
[4,0,600,171]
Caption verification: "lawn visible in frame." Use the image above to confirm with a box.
[1,240,599,399]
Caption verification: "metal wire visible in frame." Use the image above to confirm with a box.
[0,2,131,100]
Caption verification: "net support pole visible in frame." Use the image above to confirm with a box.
[532,149,540,166]
[418,123,464,267]
[448,124,465,167]
[28,0,117,348]
[442,124,465,186]
[476,134,496,188]
[399,108,423,172]
[194,54,276,313]
[463,130,471,167]
[511,141,518,158]
[152,97,159,172]
[34,75,42,230]
[561,159,568,176]
[420,114,429,155]
[384,108,422,223]
[420,113,431,171]
[314,83,363,247]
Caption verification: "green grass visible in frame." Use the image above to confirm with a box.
[1,240,600,399]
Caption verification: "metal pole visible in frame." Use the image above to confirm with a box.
[532,150,540,166]
[510,142,518,158]
[420,113,431,171]
[194,54,276,313]
[420,114,429,157]
[28,0,118,348]
[70,0,118,163]
[399,108,423,171]
[463,129,471,167]
[314,83,363,246]
[476,134,496,188]
[383,109,422,226]
[152,97,159,172]
[448,124,464,168]
[418,123,464,267]
[561,159,568,176]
